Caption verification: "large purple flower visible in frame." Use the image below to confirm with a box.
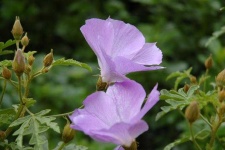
[81,18,163,83]
[69,80,159,148]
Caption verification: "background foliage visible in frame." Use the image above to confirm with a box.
[1,0,225,149]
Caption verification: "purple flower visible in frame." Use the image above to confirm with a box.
[81,18,163,83]
[69,80,160,148]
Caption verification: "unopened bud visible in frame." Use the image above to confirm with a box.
[190,76,197,84]
[43,49,53,67]
[183,84,190,93]
[216,69,225,87]
[28,54,35,66]
[96,76,108,91]
[12,49,25,76]
[2,67,12,80]
[123,141,137,150]
[219,89,225,103]
[219,103,225,116]
[0,131,6,140]
[24,65,32,74]
[11,16,23,40]
[185,101,200,124]
[21,33,29,47]
[204,54,213,70]
[62,122,75,143]
[42,68,49,73]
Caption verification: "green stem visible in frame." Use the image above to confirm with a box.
[189,123,202,150]
[17,76,24,104]
[48,111,74,117]
[0,80,7,107]
[200,114,212,128]
[209,116,223,148]
[58,142,66,150]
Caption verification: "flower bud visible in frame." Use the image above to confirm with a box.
[123,141,137,150]
[219,103,225,116]
[21,33,29,47]
[96,76,108,91]
[185,101,200,124]
[43,49,53,67]
[216,69,225,87]
[190,76,197,84]
[183,84,190,93]
[11,16,23,40]
[24,65,32,74]
[12,49,25,76]
[62,122,75,143]
[2,67,12,80]
[28,54,35,66]
[219,89,225,103]
[0,131,6,140]
[204,54,213,70]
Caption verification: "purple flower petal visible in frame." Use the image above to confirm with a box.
[106,18,145,58]
[134,84,160,121]
[80,18,163,83]
[91,121,148,147]
[131,43,163,65]
[113,56,163,75]
[106,80,145,122]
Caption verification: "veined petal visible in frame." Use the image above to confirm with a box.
[134,84,160,121]
[106,80,146,122]
[107,18,145,59]
[132,43,162,65]
[80,18,114,56]
[91,121,147,147]
[114,56,163,75]
[98,50,126,83]
[70,91,121,131]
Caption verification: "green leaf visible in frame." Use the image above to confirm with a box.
[166,68,192,90]
[195,129,210,140]
[11,109,59,148]
[164,136,190,150]
[52,58,92,71]
[205,26,225,46]
[0,108,16,126]
[0,60,12,67]
[0,39,16,55]
[53,142,88,150]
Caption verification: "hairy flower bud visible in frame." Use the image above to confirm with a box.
[96,76,108,91]
[123,141,138,150]
[216,69,225,87]
[43,49,53,67]
[12,49,25,76]
[185,101,200,124]
[11,16,23,40]
[204,54,213,70]
[62,122,75,143]
[21,33,29,47]
[2,67,12,80]
[28,54,35,66]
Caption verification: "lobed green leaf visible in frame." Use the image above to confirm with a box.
[163,136,190,150]
[52,58,92,71]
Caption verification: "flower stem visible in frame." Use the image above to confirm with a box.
[58,142,66,150]
[188,123,202,150]
[17,76,24,104]
[0,80,7,108]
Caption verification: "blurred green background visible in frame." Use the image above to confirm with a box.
[1,0,225,149]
